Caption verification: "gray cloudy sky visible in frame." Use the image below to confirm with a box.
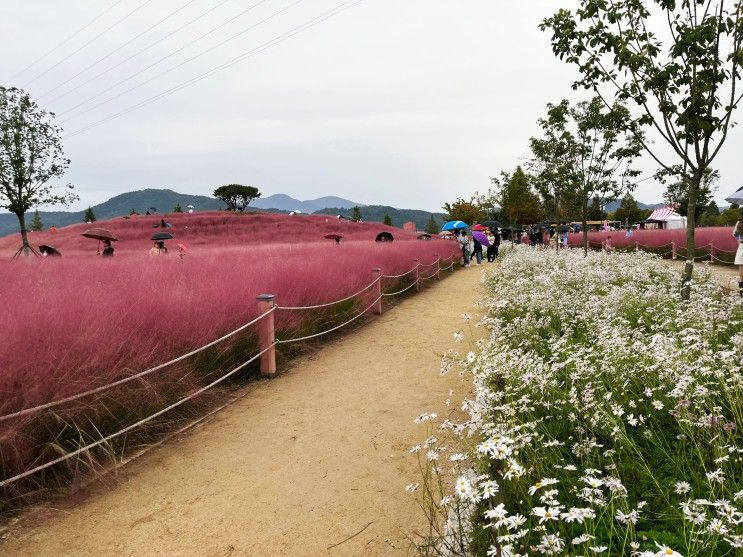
[1,0,742,212]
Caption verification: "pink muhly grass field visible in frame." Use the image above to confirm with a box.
[567,226,738,254]
[0,213,459,488]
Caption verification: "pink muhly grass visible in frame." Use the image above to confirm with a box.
[0,213,459,483]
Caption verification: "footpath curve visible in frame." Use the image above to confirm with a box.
[1,265,486,557]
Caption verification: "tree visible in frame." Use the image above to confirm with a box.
[0,87,76,254]
[542,1,743,297]
[84,206,96,222]
[213,184,261,211]
[173,203,183,213]
[30,209,43,232]
[663,169,718,220]
[719,205,742,226]
[425,214,440,234]
[383,213,392,226]
[351,206,362,221]
[442,197,487,225]
[587,197,607,221]
[614,194,650,227]
[528,98,641,254]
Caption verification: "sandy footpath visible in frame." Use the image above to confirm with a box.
[0,265,487,557]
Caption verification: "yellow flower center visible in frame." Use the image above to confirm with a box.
[665,551,673,555]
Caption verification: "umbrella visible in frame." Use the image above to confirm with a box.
[471,224,486,231]
[472,231,490,246]
[375,231,394,242]
[725,187,743,205]
[82,228,118,242]
[178,243,187,252]
[151,231,174,241]
[417,233,432,240]
[441,220,469,231]
[324,234,343,244]
[482,220,502,229]
[38,244,61,257]
[186,205,195,209]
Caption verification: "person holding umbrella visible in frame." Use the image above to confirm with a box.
[733,213,743,296]
[101,240,114,257]
[457,229,471,267]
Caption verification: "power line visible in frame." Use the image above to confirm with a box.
[44,0,232,106]
[64,0,366,139]
[21,0,157,89]
[37,0,202,102]
[57,0,275,118]
[6,0,128,82]
[61,0,305,122]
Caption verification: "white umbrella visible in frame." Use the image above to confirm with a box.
[724,187,743,205]
[186,205,195,209]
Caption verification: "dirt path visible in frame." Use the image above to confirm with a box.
[1,265,488,557]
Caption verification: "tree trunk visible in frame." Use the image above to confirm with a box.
[582,197,589,257]
[15,211,30,256]
[681,173,701,301]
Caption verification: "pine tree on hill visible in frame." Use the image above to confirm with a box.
[425,214,439,234]
[351,206,362,221]
[383,213,392,226]
[83,207,96,222]
[173,203,183,213]
[30,209,43,231]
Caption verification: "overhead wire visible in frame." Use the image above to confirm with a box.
[44,0,233,106]
[57,0,277,119]
[37,0,203,102]
[21,0,158,89]
[64,0,366,138]
[6,0,128,82]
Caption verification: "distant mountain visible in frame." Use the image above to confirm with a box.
[605,199,665,213]
[0,189,225,237]
[314,205,447,231]
[252,194,363,213]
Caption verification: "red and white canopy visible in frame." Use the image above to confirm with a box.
[647,205,683,221]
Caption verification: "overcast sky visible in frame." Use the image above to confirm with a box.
[1,0,742,212]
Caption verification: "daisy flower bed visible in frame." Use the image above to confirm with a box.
[420,246,743,556]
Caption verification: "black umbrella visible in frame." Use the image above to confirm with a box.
[481,220,502,229]
[375,231,394,242]
[151,231,174,241]
[38,244,61,257]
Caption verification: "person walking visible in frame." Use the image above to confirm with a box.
[458,230,471,267]
[473,235,483,265]
[734,217,743,296]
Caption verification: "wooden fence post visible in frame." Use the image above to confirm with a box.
[672,241,676,260]
[256,294,276,376]
[372,268,382,315]
[413,259,420,292]
[710,244,715,264]
[635,241,639,252]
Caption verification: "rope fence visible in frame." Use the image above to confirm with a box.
[580,239,741,266]
[0,251,461,488]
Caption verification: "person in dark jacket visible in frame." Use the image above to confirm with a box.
[101,240,114,257]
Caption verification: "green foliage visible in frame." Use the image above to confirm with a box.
[383,213,392,226]
[424,214,439,235]
[83,206,96,223]
[541,2,743,292]
[529,97,642,253]
[29,209,43,232]
[0,87,77,253]
[613,193,651,226]
[213,184,261,211]
[490,166,544,226]
[129,208,139,215]
[173,203,183,213]
[351,206,362,221]
[442,197,487,225]
[719,206,742,226]
[664,170,719,219]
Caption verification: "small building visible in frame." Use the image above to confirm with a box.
[403,221,416,233]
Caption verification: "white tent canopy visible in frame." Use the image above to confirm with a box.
[646,206,686,229]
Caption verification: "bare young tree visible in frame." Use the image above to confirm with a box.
[0,87,76,255]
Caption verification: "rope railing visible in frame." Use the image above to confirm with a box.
[276,296,383,344]
[1,251,462,487]
[577,239,740,266]
[0,342,278,488]
[275,277,381,311]
[0,307,278,423]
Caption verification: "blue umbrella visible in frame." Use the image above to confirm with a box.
[442,220,469,231]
